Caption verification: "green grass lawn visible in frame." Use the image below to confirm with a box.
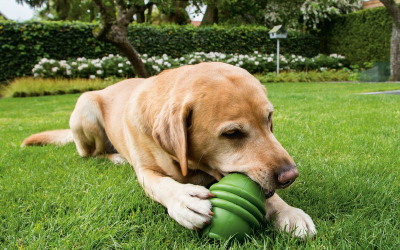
[1,82,399,249]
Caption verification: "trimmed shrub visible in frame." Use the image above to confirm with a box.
[256,70,354,83]
[129,25,320,58]
[0,21,117,83]
[0,21,320,82]
[323,6,393,66]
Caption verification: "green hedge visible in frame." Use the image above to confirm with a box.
[0,21,117,83]
[323,6,392,66]
[129,25,320,58]
[0,21,320,82]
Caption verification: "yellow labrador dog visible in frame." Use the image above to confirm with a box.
[23,62,316,238]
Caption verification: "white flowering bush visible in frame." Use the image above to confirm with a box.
[32,52,348,79]
[32,54,135,79]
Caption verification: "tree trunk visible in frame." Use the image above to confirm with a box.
[390,24,400,81]
[106,25,149,78]
[56,0,71,20]
[92,0,149,78]
[147,3,153,23]
[380,0,400,81]
[162,0,190,24]
[202,3,219,25]
[136,11,146,23]
[115,39,149,78]
[89,4,95,22]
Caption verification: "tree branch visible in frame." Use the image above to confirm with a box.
[122,4,139,24]
[90,0,149,77]
[92,0,115,23]
[92,0,116,40]
[120,1,154,26]
[116,0,128,20]
[143,2,155,12]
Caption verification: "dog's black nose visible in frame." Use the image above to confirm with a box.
[277,165,298,188]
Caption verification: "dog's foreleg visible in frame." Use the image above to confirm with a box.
[265,193,317,239]
[136,168,214,230]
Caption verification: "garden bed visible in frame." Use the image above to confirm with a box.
[30,52,349,79]
[0,52,354,98]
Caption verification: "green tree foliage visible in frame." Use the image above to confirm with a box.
[16,0,158,23]
[45,0,98,21]
[200,0,267,25]
[15,0,47,8]
[16,0,98,21]
[17,0,361,27]
[264,0,362,29]
[16,0,198,24]
[216,0,267,24]
[198,0,361,27]
[157,0,191,24]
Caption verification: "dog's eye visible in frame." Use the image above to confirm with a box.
[222,129,245,139]
[267,113,272,122]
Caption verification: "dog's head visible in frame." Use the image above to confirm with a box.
[152,63,298,192]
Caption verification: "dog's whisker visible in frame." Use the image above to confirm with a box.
[196,151,206,169]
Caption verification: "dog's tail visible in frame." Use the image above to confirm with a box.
[22,129,74,146]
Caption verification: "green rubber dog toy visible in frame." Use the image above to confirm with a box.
[203,173,267,242]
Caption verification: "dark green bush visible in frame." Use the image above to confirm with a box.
[323,6,393,66]
[0,21,320,82]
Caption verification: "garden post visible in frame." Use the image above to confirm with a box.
[268,25,287,76]
[277,39,280,75]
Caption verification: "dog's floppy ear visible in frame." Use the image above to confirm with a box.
[152,101,192,176]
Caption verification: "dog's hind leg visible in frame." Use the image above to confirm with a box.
[104,154,127,164]
[69,92,114,157]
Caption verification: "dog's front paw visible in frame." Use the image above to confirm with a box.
[272,206,316,239]
[167,184,214,230]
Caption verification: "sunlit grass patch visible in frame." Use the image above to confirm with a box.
[0,77,117,98]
